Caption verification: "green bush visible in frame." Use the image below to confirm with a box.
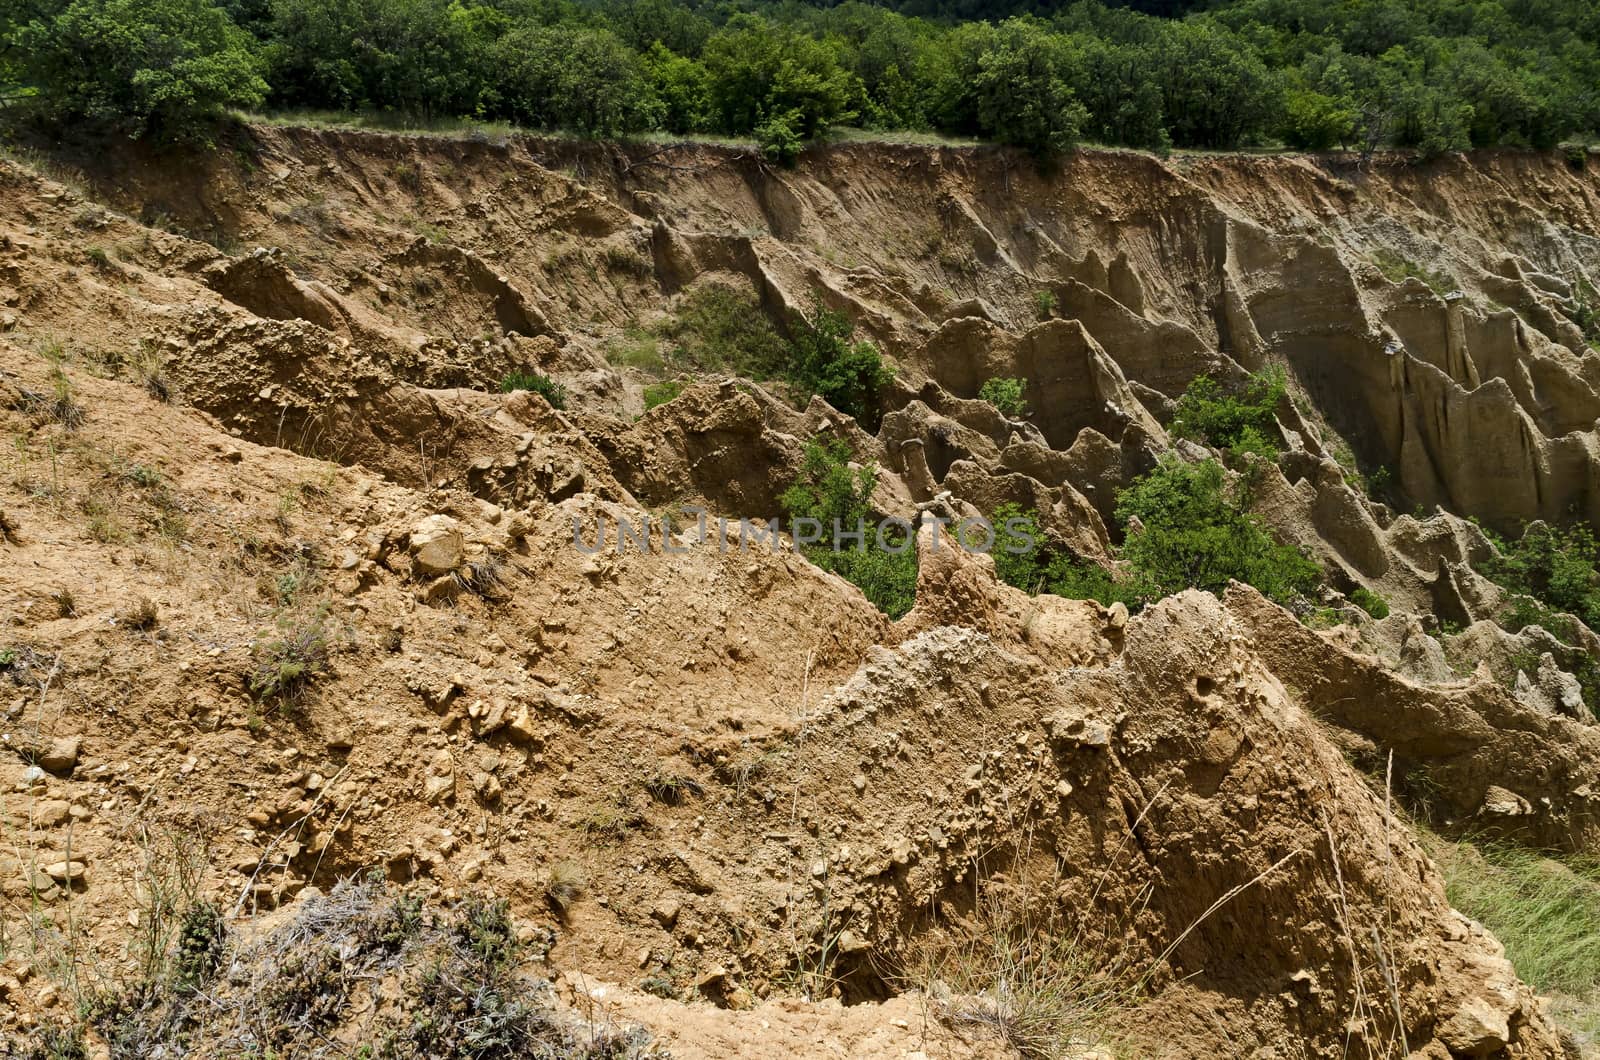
[988,502,1043,591]
[17,0,266,142]
[1349,587,1390,619]
[1170,367,1286,457]
[1032,290,1057,319]
[780,439,917,619]
[978,377,1029,419]
[755,108,806,164]
[499,369,567,410]
[1480,522,1600,633]
[643,379,685,410]
[1372,249,1456,296]
[1115,456,1321,606]
[249,608,332,706]
[660,285,789,379]
[984,459,1320,612]
[788,295,893,430]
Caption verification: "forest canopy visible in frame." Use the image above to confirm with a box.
[2,0,1597,155]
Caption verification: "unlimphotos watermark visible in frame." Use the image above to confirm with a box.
[570,507,1037,556]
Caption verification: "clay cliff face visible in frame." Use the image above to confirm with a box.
[2,130,1599,1056]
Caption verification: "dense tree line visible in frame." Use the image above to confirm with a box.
[2,0,1597,156]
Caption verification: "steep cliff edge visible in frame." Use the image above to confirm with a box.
[2,130,1599,1056]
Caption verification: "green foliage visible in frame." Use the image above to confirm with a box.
[17,0,266,141]
[659,284,789,379]
[788,295,893,429]
[986,458,1319,612]
[1115,456,1321,605]
[1031,289,1056,319]
[978,376,1028,419]
[1569,276,1600,349]
[1433,837,1600,1000]
[1372,249,1456,295]
[1170,368,1286,457]
[499,369,567,410]
[249,607,332,705]
[642,378,685,411]
[13,0,1600,159]
[1480,522,1600,633]
[988,502,1043,592]
[962,21,1086,156]
[780,439,917,619]
[1349,587,1389,619]
[702,15,858,144]
[493,25,663,136]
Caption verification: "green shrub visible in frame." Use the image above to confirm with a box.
[989,502,1043,591]
[978,377,1029,419]
[1570,276,1600,349]
[249,608,331,706]
[1115,457,1321,606]
[18,0,266,143]
[1032,290,1056,319]
[1171,368,1286,457]
[660,285,788,379]
[1372,249,1456,296]
[788,296,893,430]
[755,108,805,164]
[643,379,686,411]
[499,369,567,410]
[780,439,917,619]
[1349,587,1390,619]
[1481,523,1600,633]
[983,461,1319,611]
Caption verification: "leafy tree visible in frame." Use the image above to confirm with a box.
[1279,85,1356,150]
[701,15,859,141]
[978,376,1029,418]
[788,295,893,429]
[18,0,266,141]
[781,439,918,619]
[1170,367,1285,458]
[970,20,1086,156]
[931,19,1086,156]
[1150,19,1277,149]
[641,42,711,135]
[1116,456,1320,604]
[265,0,495,119]
[494,25,663,135]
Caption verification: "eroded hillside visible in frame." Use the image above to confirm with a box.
[3,129,1600,1057]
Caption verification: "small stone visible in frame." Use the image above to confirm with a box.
[652,898,681,928]
[32,800,70,827]
[43,860,86,883]
[37,736,80,776]
[837,930,871,955]
[851,773,867,794]
[410,516,465,576]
